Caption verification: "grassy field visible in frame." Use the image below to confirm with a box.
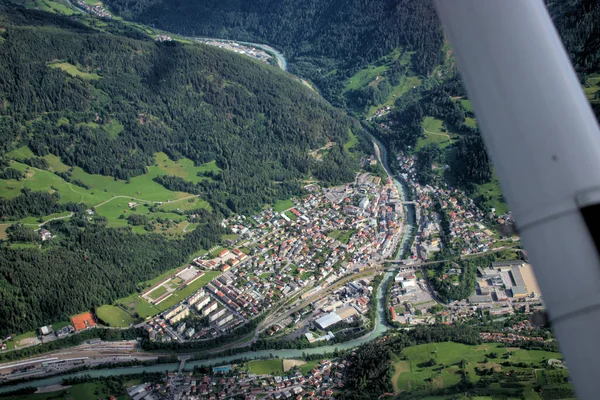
[393,342,565,397]
[473,174,508,215]
[154,271,220,311]
[285,210,297,220]
[460,99,474,112]
[12,0,78,16]
[327,229,356,244]
[1,147,213,235]
[147,285,168,300]
[117,292,160,319]
[153,152,221,184]
[299,359,320,375]
[273,198,294,213]
[96,305,135,327]
[584,75,600,103]
[465,117,478,128]
[344,129,358,152]
[247,359,284,375]
[422,116,445,133]
[13,330,37,346]
[51,321,71,330]
[48,62,101,80]
[343,48,421,117]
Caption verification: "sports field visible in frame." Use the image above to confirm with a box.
[247,359,284,375]
[96,305,135,327]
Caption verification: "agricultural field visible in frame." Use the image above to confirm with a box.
[47,62,101,80]
[96,305,135,327]
[392,342,568,398]
[247,359,284,376]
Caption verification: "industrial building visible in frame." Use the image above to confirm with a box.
[315,312,342,330]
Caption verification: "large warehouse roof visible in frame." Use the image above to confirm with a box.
[315,312,342,329]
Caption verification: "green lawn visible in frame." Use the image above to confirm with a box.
[327,229,356,244]
[48,62,101,80]
[394,342,563,397]
[414,133,454,153]
[116,292,160,319]
[285,210,297,220]
[154,271,220,311]
[209,246,226,258]
[158,197,211,212]
[248,359,284,375]
[96,305,135,327]
[147,285,168,300]
[345,63,388,92]
[273,198,294,213]
[299,359,320,375]
[51,320,71,330]
[103,119,124,138]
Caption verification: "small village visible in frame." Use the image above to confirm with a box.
[72,0,112,18]
[144,171,404,344]
[197,40,274,66]
[126,358,347,400]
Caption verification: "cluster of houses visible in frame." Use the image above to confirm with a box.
[127,358,349,400]
[72,0,112,18]
[199,40,273,65]
[479,332,544,344]
[142,173,402,344]
[395,152,512,259]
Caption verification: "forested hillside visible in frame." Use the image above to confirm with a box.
[0,2,359,216]
[102,0,445,107]
[0,214,225,335]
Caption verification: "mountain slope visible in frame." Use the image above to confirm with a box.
[102,0,445,107]
[0,1,359,216]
